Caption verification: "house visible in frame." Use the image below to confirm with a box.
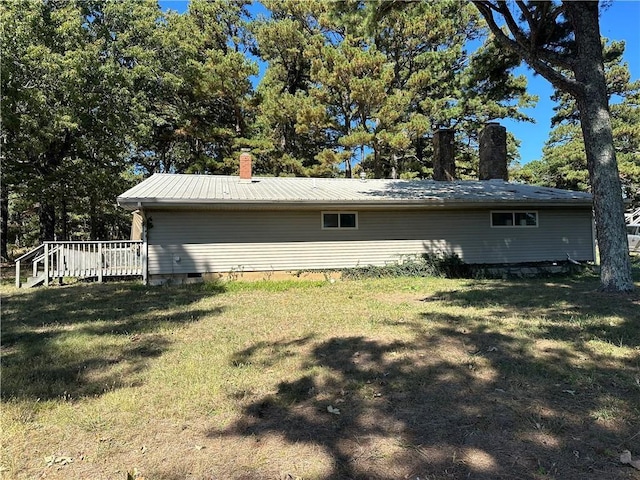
[117,131,595,283]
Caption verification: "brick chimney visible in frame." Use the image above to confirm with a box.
[239,149,252,183]
[479,122,508,181]
[433,129,456,181]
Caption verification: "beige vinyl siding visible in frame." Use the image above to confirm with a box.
[146,208,594,274]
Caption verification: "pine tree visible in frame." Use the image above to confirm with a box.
[249,0,333,176]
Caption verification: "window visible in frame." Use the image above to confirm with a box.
[322,212,358,229]
[491,211,537,227]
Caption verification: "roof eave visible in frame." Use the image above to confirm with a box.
[117,197,593,211]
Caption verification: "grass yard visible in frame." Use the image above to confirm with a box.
[1,269,639,479]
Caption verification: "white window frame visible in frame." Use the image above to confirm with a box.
[490,210,538,228]
[321,211,359,230]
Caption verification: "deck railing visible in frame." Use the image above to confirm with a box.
[626,207,640,225]
[15,240,144,288]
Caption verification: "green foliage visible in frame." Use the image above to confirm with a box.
[132,0,257,176]
[424,252,473,279]
[1,0,257,255]
[252,0,536,179]
[248,0,333,176]
[1,0,143,245]
[340,253,471,280]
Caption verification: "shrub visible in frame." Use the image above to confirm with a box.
[423,252,472,279]
[340,253,471,280]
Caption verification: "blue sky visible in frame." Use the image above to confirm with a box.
[159,0,640,165]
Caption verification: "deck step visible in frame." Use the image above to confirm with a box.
[24,273,47,288]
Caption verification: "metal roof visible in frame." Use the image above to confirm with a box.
[117,173,593,210]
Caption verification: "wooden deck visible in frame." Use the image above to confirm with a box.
[15,241,145,288]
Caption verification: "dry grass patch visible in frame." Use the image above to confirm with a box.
[1,273,639,479]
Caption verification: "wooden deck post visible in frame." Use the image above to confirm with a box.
[98,242,103,283]
[44,243,50,286]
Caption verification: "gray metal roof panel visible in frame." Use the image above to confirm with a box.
[117,174,593,209]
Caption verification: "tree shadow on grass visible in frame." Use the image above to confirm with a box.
[212,278,639,479]
[423,277,640,354]
[1,281,225,401]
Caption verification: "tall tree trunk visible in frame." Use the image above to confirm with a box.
[565,2,634,292]
[39,201,55,242]
[345,158,352,178]
[89,196,98,241]
[391,154,399,180]
[60,198,68,241]
[415,136,424,169]
[373,144,384,178]
[0,181,8,261]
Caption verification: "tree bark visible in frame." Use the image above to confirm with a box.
[60,198,69,241]
[89,196,98,241]
[564,2,634,292]
[0,181,8,261]
[39,202,56,242]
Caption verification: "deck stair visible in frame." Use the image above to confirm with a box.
[24,272,47,288]
[15,240,144,288]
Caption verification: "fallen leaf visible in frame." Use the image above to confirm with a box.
[562,389,576,395]
[327,405,340,415]
[45,455,73,467]
[620,450,640,470]
[127,468,145,480]
[195,445,205,450]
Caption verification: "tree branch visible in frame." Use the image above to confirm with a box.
[515,0,536,42]
[514,1,575,71]
[497,1,530,49]
[472,1,583,97]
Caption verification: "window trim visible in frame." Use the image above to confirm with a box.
[490,210,538,228]
[321,211,359,230]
